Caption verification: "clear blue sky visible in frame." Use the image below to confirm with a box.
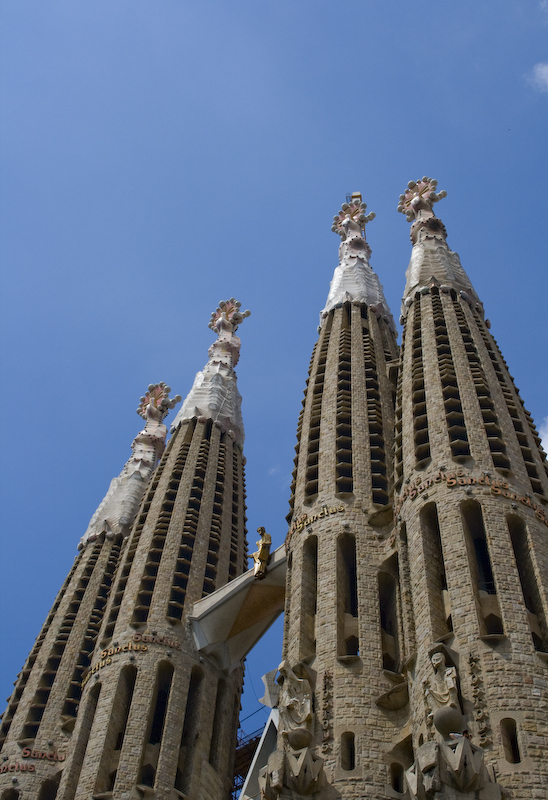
[1,0,547,735]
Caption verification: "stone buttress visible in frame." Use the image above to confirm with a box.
[394,179,548,799]
[261,196,407,800]
[0,383,180,800]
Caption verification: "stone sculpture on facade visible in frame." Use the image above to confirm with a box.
[423,650,463,740]
[78,382,180,549]
[259,663,324,799]
[253,527,272,579]
[405,649,502,799]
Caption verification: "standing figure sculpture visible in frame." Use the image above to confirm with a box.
[423,651,464,740]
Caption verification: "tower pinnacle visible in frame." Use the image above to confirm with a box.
[171,298,250,444]
[322,194,395,330]
[79,382,180,549]
[398,177,478,308]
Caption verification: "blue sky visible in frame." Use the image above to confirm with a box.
[1,0,547,735]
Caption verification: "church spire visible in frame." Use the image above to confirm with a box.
[398,176,479,309]
[322,192,395,331]
[78,382,180,549]
[170,298,250,446]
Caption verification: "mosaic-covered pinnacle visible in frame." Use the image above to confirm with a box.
[322,193,396,332]
[331,193,376,240]
[208,298,251,334]
[397,177,447,222]
[399,179,480,313]
[137,382,182,422]
[170,298,250,446]
[79,383,179,549]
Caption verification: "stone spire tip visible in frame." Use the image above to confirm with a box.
[208,298,251,334]
[137,382,181,422]
[331,193,375,240]
[397,176,447,223]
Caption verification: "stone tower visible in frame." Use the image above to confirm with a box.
[0,382,180,798]
[394,179,548,799]
[261,186,548,800]
[261,195,404,799]
[0,299,251,800]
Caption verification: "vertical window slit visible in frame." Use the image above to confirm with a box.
[175,667,204,795]
[305,314,333,499]
[461,500,503,636]
[508,515,548,651]
[431,290,469,460]
[421,503,451,638]
[336,304,353,496]
[379,556,401,673]
[363,317,388,504]
[299,535,318,660]
[337,534,358,657]
[411,295,431,467]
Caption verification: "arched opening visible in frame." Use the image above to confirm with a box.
[341,732,355,771]
[175,667,204,794]
[337,534,359,657]
[300,535,318,659]
[461,501,503,636]
[139,661,174,789]
[500,718,521,764]
[379,555,401,672]
[507,515,547,651]
[390,762,405,793]
[420,503,451,638]
[94,666,136,795]
[37,775,60,800]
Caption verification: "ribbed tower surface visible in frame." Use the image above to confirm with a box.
[0,304,251,800]
[262,195,402,800]
[394,179,548,799]
[0,383,180,799]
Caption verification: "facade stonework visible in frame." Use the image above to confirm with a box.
[2,190,548,800]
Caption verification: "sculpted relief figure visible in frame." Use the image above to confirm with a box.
[278,662,313,750]
[423,651,464,740]
[253,527,272,579]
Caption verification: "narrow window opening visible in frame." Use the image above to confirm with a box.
[141,764,155,787]
[37,778,60,800]
[337,535,359,657]
[94,666,136,796]
[461,501,503,636]
[209,679,226,770]
[508,515,548,651]
[379,556,401,673]
[420,503,451,639]
[300,536,318,659]
[500,718,521,763]
[176,667,204,794]
[390,762,405,793]
[341,732,355,771]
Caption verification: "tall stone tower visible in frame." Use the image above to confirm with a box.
[0,299,251,800]
[261,194,403,799]
[260,186,548,800]
[0,381,180,799]
[394,179,548,799]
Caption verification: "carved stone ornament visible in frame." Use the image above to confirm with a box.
[423,649,464,740]
[170,298,250,445]
[321,194,396,331]
[278,662,313,750]
[405,738,503,800]
[78,384,180,549]
[258,663,324,799]
[253,527,272,579]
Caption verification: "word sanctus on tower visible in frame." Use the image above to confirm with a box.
[1,183,547,800]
